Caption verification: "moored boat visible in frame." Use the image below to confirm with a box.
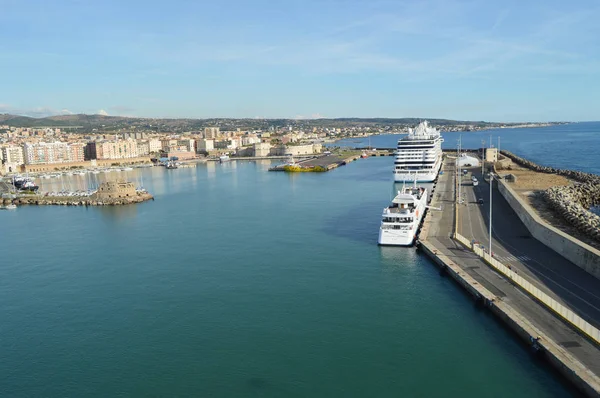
[378,184,428,246]
[394,121,444,182]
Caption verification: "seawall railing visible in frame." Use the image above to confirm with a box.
[454,232,600,345]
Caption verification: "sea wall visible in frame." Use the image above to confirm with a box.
[499,150,600,244]
[497,178,600,280]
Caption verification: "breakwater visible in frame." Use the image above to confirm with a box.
[2,192,153,206]
[500,150,600,185]
[501,150,600,243]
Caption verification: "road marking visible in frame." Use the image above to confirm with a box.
[456,167,600,319]
[494,255,531,262]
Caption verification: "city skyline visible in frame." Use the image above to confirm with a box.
[1,0,599,122]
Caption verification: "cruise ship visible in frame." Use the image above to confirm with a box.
[394,121,443,182]
[378,184,428,246]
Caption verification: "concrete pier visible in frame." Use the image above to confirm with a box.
[418,156,600,397]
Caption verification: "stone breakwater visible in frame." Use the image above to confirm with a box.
[2,193,154,207]
[544,185,600,242]
[500,150,600,243]
[500,150,600,185]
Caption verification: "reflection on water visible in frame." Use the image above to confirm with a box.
[206,161,216,180]
[96,203,140,221]
[379,246,419,269]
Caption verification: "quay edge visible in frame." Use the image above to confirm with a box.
[416,157,600,397]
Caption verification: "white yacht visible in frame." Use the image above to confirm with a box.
[394,121,443,182]
[378,184,428,246]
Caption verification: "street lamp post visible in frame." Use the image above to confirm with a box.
[489,172,493,256]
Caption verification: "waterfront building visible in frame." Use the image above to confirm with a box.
[197,139,214,152]
[271,143,322,156]
[137,141,150,156]
[1,145,25,165]
[159,149,196,160]
[253,142,271,157]
[148,139,162,153]
[242,135,261,146]
[177,139,196,152]
[161,139,178,150]
[23,142,85,165]
[86,140,139,160]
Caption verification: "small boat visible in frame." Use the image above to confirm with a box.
[21,181,39,192]
[361,151,368,159]
[165,161,178,169]
[1,204,17,210]
[123,167,133,171]
[219,154,230,163]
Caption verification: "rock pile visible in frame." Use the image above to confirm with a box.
[500,150,600,242]
[544,185,600,242]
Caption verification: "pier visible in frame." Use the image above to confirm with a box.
[268,149,394,172]
[418,155,600,397]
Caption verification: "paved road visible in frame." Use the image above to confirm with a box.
[425,157,600,375]
[457,167,600,329]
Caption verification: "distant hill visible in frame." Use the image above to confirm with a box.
[0,113,522,133]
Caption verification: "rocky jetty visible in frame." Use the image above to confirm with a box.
[501,150,600,242]
[1,192,153,207]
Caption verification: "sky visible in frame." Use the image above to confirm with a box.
[0,0,599,122]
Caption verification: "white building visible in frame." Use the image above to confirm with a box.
[253,142,271,157]
[148,139,162,153]
[1,145,24,165]
[197,139,214,152]
[242,135,261,146]
[137,141,150,156]
[23,142,85,164]
[177,139,196,152]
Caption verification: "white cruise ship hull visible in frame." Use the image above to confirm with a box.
[393,170,438,182]
[378,228,417,246]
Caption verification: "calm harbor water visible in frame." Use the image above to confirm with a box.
[0,157,577,397]
[333,121,600,175]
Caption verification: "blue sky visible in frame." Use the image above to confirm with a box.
[1,0,599,122]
